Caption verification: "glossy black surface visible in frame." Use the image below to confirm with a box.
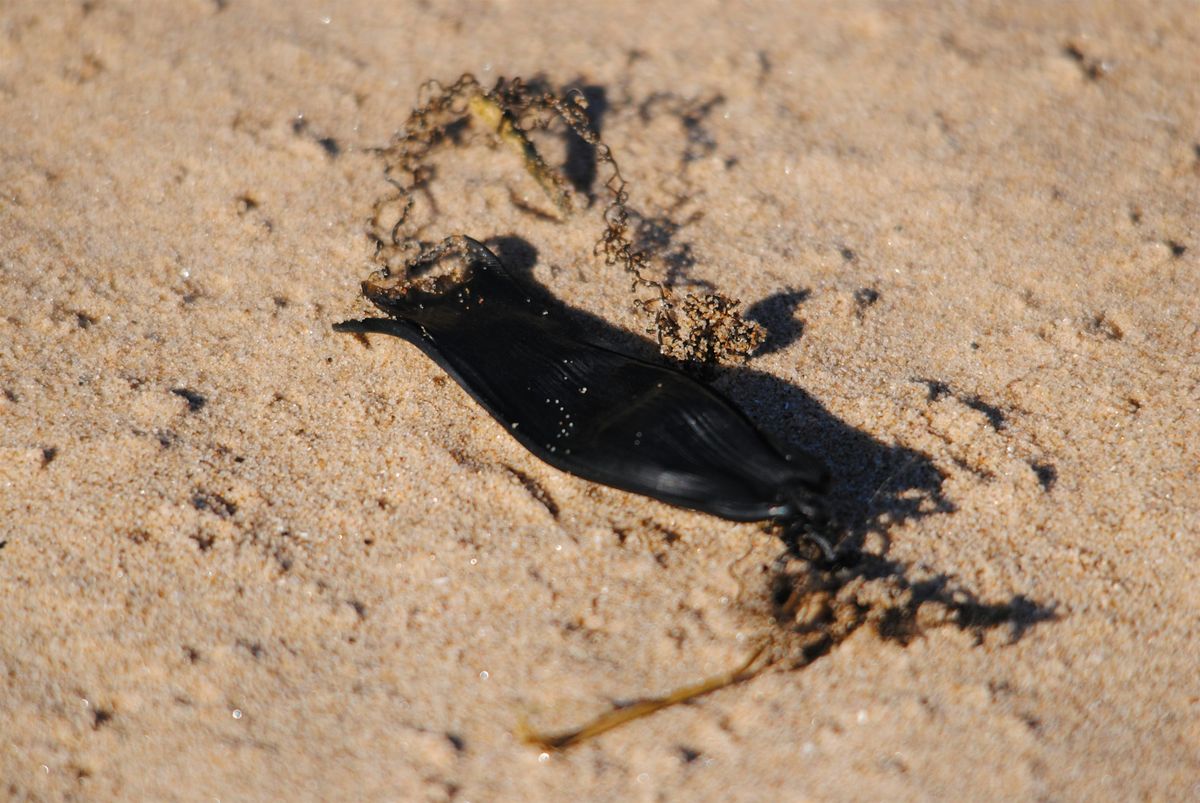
[335,238,829,525]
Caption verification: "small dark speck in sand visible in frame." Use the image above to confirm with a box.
[171,387,207,412]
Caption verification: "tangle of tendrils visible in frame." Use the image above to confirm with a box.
[368,74,763,374]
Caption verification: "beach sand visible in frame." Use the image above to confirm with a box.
[2,1,1198,799]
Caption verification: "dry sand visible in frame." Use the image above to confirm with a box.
[2,1,1198,800]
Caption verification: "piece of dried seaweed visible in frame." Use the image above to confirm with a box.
[366,74,763,375]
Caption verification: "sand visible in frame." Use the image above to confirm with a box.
[2,1,1198,800]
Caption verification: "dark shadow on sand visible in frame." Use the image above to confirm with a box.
[486,235,951,549]
[483,234,1057,642]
